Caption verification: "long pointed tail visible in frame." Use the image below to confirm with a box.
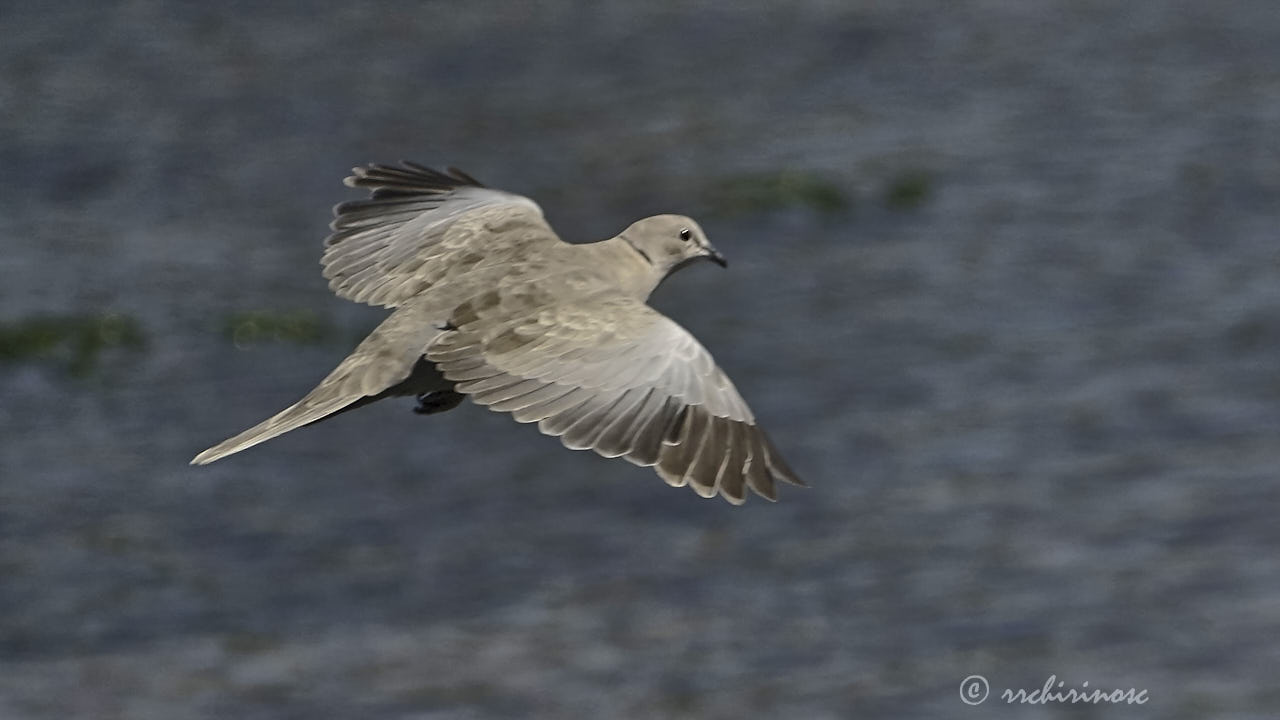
[191,391,376,465]
[192,310,451,465]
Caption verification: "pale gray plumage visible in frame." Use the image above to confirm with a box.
[192,162,804,503]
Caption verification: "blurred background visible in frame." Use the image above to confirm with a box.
[2,1,1278,718]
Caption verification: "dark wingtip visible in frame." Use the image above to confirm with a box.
[761,432,806,488]
[341,161,484,196]
[444,166,485,187]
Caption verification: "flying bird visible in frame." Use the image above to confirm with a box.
[192,162,804,503]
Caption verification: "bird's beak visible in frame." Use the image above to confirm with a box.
[707,245,728,268]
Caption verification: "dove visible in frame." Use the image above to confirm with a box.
[192,162,804,503]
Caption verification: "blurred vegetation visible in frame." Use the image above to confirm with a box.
[223,310,333,347]
[0,313,146,377]
[705,169,934,217]
[706,170,850,217]
[883,170,933,210]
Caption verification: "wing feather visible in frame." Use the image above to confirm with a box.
[561,390,632,450]
[515,386,588,424]
[492,383,574,415]
[577,388,650,457]
[716,423,749,504]
[742,431,775,501]
[683,414,725,498]
[322,162,558,308]
[622,397,684,467]
[541,392,619,438]
[470,377,546,406]
[596,388,658,459]
[425,291,803,503]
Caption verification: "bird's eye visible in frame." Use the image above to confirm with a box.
[679,228,692,242]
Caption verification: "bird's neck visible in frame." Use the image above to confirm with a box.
[589,237,666,299]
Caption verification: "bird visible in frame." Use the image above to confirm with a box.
[191,162,804,504]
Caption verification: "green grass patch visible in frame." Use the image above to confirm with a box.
[223,310,333,347]
[884,170,933,210]
[707,171,850,217]
[0,313,146,377]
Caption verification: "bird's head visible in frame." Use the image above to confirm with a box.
[621,214,726,276]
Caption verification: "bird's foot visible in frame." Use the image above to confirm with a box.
[414,390,465,415]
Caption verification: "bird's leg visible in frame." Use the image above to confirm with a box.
[414,390,465,415]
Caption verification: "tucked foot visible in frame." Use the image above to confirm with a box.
[414,390,465,415]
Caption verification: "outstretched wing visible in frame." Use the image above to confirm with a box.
[426,292,804,504]
[322,162,561,308]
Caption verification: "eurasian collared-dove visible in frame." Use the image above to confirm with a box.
[192,162,804,503]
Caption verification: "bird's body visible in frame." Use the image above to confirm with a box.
[193,163,803,503]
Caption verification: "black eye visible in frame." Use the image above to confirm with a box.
[679,227,692,242]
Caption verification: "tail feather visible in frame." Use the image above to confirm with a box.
[191,393,371,465]
[192,311,452,465]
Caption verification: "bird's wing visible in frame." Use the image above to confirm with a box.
[322,162,562,308]
[426,291,804,503]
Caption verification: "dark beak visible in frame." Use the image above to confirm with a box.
[707,246,728,268]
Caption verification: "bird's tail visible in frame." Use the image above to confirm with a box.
[191,308,450,465]
[190,390,378,465]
